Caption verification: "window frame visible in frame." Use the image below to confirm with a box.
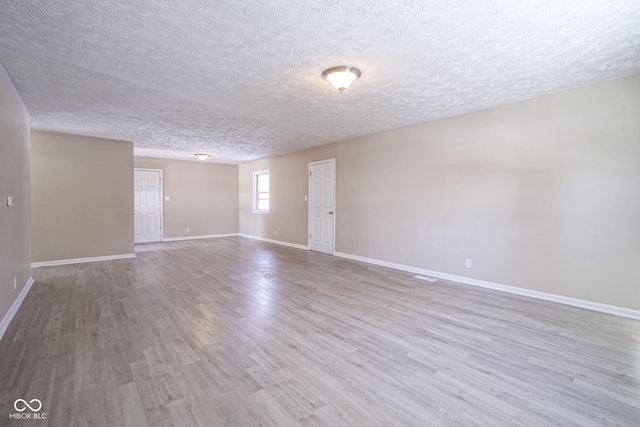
[252,169,270,214]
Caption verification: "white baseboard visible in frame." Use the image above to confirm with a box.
[31,253,136,268]
[238,234,309,251]
[334,252,640,320]
[0,276,34,343]
[162,233,239,242]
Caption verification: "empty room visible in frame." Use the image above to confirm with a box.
[1,1,639,426]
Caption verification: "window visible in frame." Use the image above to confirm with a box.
[252,169,270,213]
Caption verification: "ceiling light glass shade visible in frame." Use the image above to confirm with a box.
[322,66,361,93]
[195,153,209,161]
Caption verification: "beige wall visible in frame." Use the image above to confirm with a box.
[239,144,338,245]
[31,131,134,262]
[134,157,238,238]
[240,75,640,310]
[0,63,31,326]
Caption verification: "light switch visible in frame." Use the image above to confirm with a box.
[6,196,14,206]
[164,196,171,202]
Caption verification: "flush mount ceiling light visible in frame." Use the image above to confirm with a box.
[195,153,209,161]
[321,66,361,93]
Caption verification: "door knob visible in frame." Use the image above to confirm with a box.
[328,211,333,215]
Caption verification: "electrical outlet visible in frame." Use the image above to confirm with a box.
[465,259,472,268]
[186,227,190,233]
[13,277,17,289]
[274,230,277,236]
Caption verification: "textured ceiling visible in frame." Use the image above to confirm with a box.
[1,1,639,163]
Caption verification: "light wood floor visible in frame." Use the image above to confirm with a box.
[1,238,639,426]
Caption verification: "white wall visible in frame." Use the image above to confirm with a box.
[134,157,239,239]
[240,75,640,311]
[31,131,134,263]
[0,62,31,334]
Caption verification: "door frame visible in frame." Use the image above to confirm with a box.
[134,168,164,243]
[308,159,336,255]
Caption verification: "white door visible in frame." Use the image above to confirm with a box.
[134,169,162,243]
[309,160,335,254]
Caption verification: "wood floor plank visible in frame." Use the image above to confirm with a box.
[1,237,639,426]
[116,381,149,427]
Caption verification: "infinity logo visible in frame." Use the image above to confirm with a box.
[14,399,42,412]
